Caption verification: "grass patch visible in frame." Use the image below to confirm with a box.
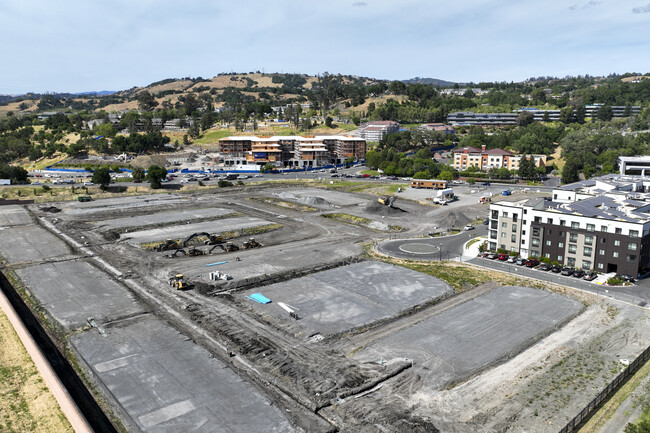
[249,197,316,212]
[192,129,233,144]
[0,306,73,432]
[360,169,380,176]
[322,213,402,232]
[578,356,650,433]
[466,238,483,249]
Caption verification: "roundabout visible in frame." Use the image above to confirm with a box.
[398,243,441,254]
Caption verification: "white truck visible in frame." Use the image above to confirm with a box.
[0,179,10,185]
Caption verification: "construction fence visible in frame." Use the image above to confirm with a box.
[558,343,650,433]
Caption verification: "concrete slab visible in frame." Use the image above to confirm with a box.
[125,217,273,245]
[60,197,189,217]
[16,261,145,329]
[71,314,296,433]
[243,261,454,337]
[94,208,234,231]
[354,285,583,388]
[0,224,71,263]
[275,189,369,207]
[0,205,32,226]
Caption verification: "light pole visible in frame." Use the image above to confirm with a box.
[439,243,443,261]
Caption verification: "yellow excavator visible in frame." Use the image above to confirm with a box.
[242,238,263,249]
[378,196,396,207]
[169,274,185,290]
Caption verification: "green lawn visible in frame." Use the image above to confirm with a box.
[193,129,233,144]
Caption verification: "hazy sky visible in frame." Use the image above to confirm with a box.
[1,0,649,94]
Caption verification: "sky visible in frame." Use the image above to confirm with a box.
[1,0,649,94]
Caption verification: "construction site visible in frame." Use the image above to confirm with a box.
[1,182,650,432]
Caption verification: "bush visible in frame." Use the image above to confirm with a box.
[218,180,234,188]
[607,276,625,286]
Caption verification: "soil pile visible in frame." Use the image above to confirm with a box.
[298,196,333,207]
[364,201,406,216]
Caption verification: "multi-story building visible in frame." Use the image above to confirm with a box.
[447,109,561,126]
[618,156,650,176]
[453,145,546,172]
[488,174,650,276]
[217,135,366,169]
[584,104,641,118]
[359,121,400,141]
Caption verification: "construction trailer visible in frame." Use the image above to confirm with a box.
[410,179,448,189]
[434,188,454,203]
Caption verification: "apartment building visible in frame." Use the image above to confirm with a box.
[618,156,650,176]
[584,104,641,118]
[453,145,546,171]
[217,135,366,168]
[488,174,650,276]
[359,121,400,141]
[447,109,560,126]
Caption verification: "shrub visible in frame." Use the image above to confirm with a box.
[218,180,234,188]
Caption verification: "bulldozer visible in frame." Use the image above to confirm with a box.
[242,238,263,249]
[156,239,181,252]
[168,274,186,290]
[378,196,396,207]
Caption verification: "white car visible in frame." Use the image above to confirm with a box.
[83,181,93,186]
[464,225,475,231]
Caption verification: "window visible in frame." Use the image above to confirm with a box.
[547,229,552,235]
[614,240,621,246]
[585,235,593,245]
[613,251,619,258]
[571,222,579,229]
[501,232,506,238]
[511,234,516,242]
[531,250,539,258]
[601,225,607,232]
[559,231,564,237]
[558,242,564,248]
[630,230,639,237]
[513,214,518,222]
[627,254,637,262]
[534,216,541,223]
[599,249,605,255]
[547,218,553,224]
[533,228,540,236]
[557,255,563,261]
[560,220,566,226]
[582,260,592,270]
[546,240,552,246]
[532,238,540,247]
[523,209,527,214]
[568,257,576,266]
[545,253,551,258]
[584,247,592,256]
[569,233,578,243]
[512,224,517,232]
[502,222,507,228]
[522,230,526,236]
[492,210,498,219]
[586,224,595,232]
[615,228,622,234]
[600,238,606,244]
[503,212,509,218]
[598,263,604,269]
[628,242,638,251]
[568,244,577,254]
[554,194,558,200]
[500,244,506,250]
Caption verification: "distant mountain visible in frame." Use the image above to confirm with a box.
[74,90,116,96]
[401,77,456,87]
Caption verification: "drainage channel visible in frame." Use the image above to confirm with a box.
[0,271,118,433]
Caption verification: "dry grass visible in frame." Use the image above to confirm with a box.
[550,145,565,170]
[0,308,73,432]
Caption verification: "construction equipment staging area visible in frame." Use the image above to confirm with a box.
[1,185,650,433]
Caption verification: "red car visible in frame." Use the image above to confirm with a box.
[362,174,371,178]
[525,259,540,267]
[497,254,508,261]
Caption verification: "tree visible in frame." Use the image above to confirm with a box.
[0,164,28,184]
[624,420,650,433]
[562,158,580,184]
[132,166,145,181]
[145,165,167,189]
[92,166,111,189]
[518,156,536,180]
[439,170,454,181]
[516,111,535,127]
[137,91,158,111]
[93,122,116,138]
[597,105,613,122]
[325,116,333,128]
[260,163,275,173]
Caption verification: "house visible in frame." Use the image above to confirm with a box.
[453,145,546,171]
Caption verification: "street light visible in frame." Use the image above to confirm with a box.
[440,243,443,261]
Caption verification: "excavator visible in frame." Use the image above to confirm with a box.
[169,274,186,290]
[378,196,396,207]
[242,238,263,249]
[182,232,224,247]
[156,239,181,252]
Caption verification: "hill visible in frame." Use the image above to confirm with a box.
[401,77,456,87]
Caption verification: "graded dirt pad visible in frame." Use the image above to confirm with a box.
[123,216,273,246]
[354,285,583,389]
[277,188,369,207]
[364,200,407,216]
[93,208,234,231]
[242,261,453,337]
[71,314,296,433]
[56,196,189,217]
[0,205,32,226]
[16,261,145,330]
[0,224,71,263]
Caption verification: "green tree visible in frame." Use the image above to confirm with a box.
[413,171,429,179]
[518,156,536,180]
[132,166,145,181]
[93,122,116,138]
[439,170,454,181]
[562,158,580,184]
[325,116,333,128]
[597,105,614,121]
[260,163,275,173]
[92,166,111,189]
[146,165,168,189]
[516,111,535,127]
[624,419,650,433]
[137,91,158,111]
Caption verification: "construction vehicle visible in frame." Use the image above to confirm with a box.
[187,247,205,256]
[378,196,396,207]
[242,238,263,249]
[156,239,181,252]
[169,249,187,258]
[209,270,233,281]
[168,274,186,290]
[182,232,224,247]
[221,241,239,252]
[77,196,92,202]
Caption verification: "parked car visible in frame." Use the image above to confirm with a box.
[486,253,498,260]
[551,264,562,273]
[507,256,518,263]
[572,269,585,278]
[483,219,490,225]
[464,225,474,231]
[583,271,598,281]
[502,190,511,196]
[616,274,636,283]
[560,267,575,276]
[515,258,526,266]
[481,182,491,186]
[133,179,142,183]
[31,181,42,185]
[525,259,540,267]
[539,263,552,271]
[497,254,508,261]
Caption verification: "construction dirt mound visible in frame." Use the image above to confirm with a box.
[298,196,333,207]
[39,206,61,213]
[441,210,471,228]
[364,201,407,216]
